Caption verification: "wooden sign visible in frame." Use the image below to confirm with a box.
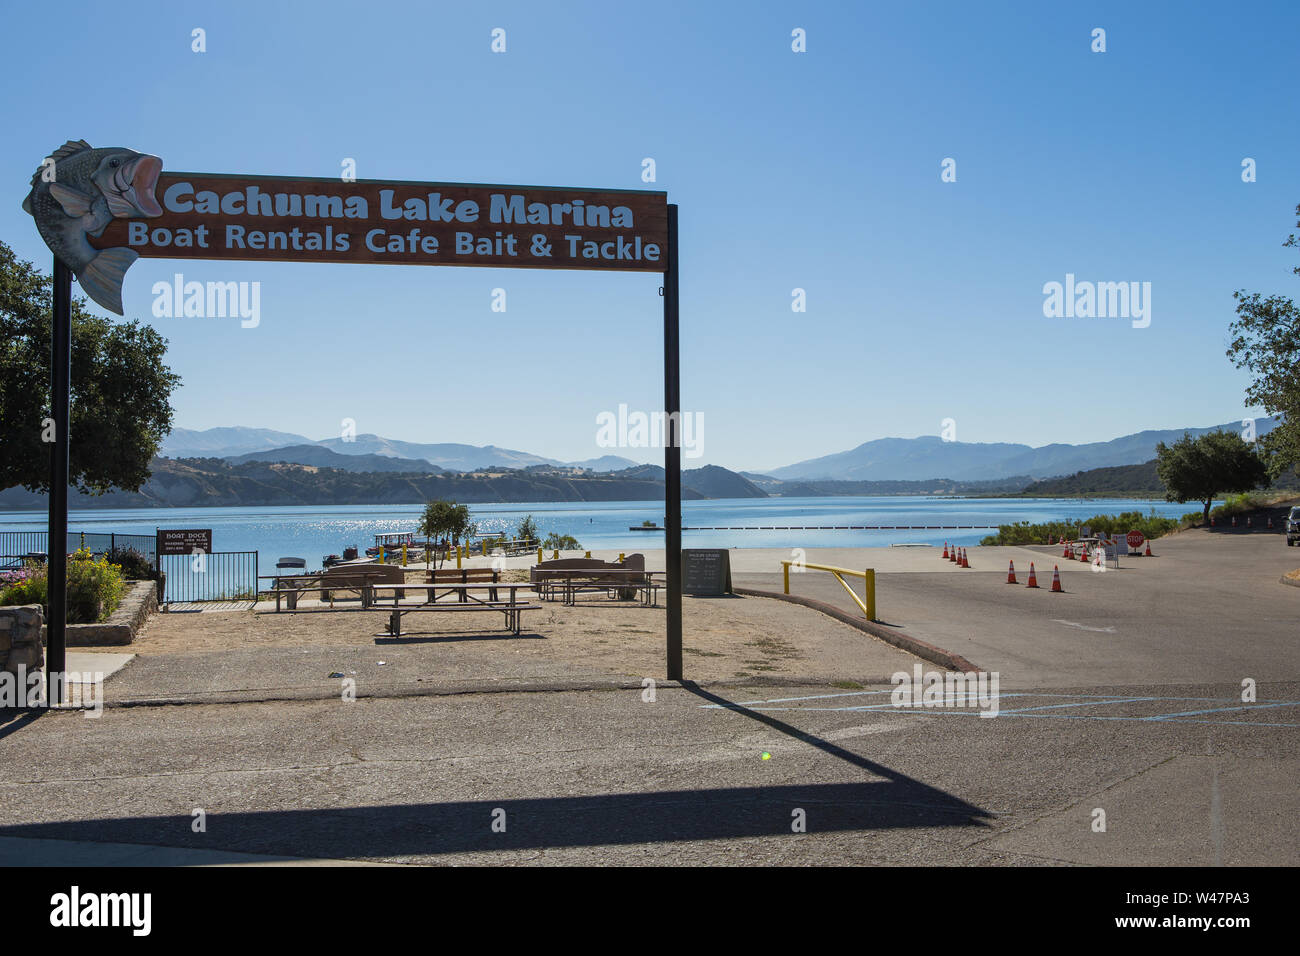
[93,172,669,273]
[682,549,732,595]
[157,528,212,555]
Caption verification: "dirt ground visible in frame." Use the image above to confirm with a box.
[130,584,920,684]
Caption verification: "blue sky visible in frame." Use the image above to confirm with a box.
[3,0,1297,472]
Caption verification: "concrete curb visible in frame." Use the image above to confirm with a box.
[105,673,907,709]
[1280,573,1300,589]
[733,586,983,673]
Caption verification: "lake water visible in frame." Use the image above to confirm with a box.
[0,497,1200,576]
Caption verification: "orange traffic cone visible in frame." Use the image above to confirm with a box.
[942,542,949,559]
[1050,565,1063,592]
[1007,560,1017,584]
[1062,542,1070,558]
[962,548,971,568]
[1026,563,1039,588]
[1232,516,1237,527]
[1144,541,1152,557]
[949,545,958,563]
[1247,516,1253,528]
[1080,544,1089,562]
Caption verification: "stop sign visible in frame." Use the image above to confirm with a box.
[1126,530,1145,549]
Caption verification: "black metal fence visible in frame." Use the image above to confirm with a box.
[0,530,158,567]
[159,551,259,603]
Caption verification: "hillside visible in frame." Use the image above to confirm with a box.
[1017,460,1165,497]
[610,464,767,498]
[224,444,444,474]
[0,458,775,510]
[753,476,1031,496]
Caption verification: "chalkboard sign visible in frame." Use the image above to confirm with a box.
[682,549,732,595]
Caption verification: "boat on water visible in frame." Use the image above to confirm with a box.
[366,531,420,557]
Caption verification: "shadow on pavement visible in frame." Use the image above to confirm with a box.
[0,708,44,743]
[0,686,992,859]
[372,632,546,645]
[0,778,988,860]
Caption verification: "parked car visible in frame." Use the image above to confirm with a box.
[1287,506,1300,547]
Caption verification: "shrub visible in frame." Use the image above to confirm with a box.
[0,549,126,623]
[106,545,157,580]
[0,564,47,608]
[67,549,126,622]
[543,533,582,550]
[979,510,1180,546]
[1209,491,1271,519]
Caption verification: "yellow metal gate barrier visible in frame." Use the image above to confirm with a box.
[781,560,877,621]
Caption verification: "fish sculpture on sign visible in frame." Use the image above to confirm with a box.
[22,139,164,315]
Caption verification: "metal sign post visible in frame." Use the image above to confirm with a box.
[664,205,682,680]
[46,257,72,706]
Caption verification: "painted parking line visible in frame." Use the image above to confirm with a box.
[706,694,1030,714]
[994,696,1162,715]
[1141,700,1300,720]
[701,706,1300,729]
[703,690,1271,709]
[699,691,1300,728]
[717,689,901,708]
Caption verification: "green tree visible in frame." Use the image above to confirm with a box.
[418,499,473,567]
[517,514,539,547]
[0,239,180,494]
[1226,202,1300,481]
[1155,431,1269,522]
[542,532,581,551]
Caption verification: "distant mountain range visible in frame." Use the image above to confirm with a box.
[161,427,317,457]
[161,427,642,473]
[766,417,1281,482]
[161,416,1281,489]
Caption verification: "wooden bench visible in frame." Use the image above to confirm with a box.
[321,563,406,602]
[372,582,537,636]
[425,567,499,601]
[531,554,660,605]
[384,601,539,636]
[535,569,663,606]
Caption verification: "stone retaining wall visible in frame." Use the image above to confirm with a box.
[0,605,45,673]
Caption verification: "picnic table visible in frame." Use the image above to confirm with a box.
[261,569,394,611]
[368,582,537,635]
[533,568,665,606]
